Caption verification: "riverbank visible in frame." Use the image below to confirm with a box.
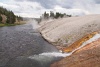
[39,14,100,67]
[39,14,100,50]
[0,21,26,27]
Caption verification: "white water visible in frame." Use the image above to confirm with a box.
[39,52,71,57]
[29,33,100,59]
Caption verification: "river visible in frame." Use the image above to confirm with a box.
[1,20,100,67]
[0,20,66,67]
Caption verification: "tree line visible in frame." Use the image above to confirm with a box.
[40,11,72,20]
[0,6,23,24]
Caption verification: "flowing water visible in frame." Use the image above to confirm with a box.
[0,20,59,67]
[0,19,100,67]
[28,32,100,67]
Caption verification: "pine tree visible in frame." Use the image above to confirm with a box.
[44,11,49,19]
[50,11,54,19]
[0,6,20,24]
[44,11,46,18]
[0,15,2,23]
[6,11,16,24]
[16,16,23,22]
[55,12,60,19]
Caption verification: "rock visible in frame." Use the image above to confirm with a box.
[1,14,7,23]
[51,38,100,67]
[39,14,100,47]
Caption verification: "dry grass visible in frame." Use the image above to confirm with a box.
[15,21,27,24]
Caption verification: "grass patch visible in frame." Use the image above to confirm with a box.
[0,23,25,27]
[0,23,18,27]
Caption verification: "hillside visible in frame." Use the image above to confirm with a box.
[39,14,100,49]
[0,6,23,24]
